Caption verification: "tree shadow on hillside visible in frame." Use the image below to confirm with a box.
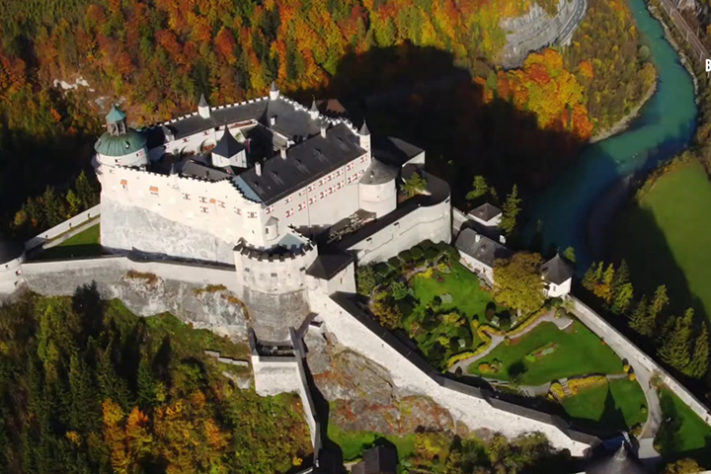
[294,42,588,207]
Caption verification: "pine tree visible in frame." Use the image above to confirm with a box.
[75,171,97,210]
[599,263,616,303]
[687,321,709,379]
[500,185,522,236]
[647,285,669,335]
[611,282,634,315]
[582,262,597,292]
[136,358,157,409]
[465,175,488,201]
[629,296,650,336]
[562,246,576,264]
[659,309,694,371]
[612,260,630,296]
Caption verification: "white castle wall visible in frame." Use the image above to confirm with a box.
[25,204,101,252]
[347,198,452,264]
[0,254,24,294]
[308,292,592,456]
[358,179,397,218]
[235,244,318,295]
[96,147,147,168]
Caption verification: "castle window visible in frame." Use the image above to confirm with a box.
[308,197,315,205]
[218,201,225,208]
[319,191,324,199]
[271,273,277,278]
[209,198,216,204]
[265,207,271,215]
[120,179,128,189]
[234,207,242,215]
[149,186,159,195]
[182,193,190,200]
[247,211,256,218]
[298,203,303,211]
[199,196,207,203]
[200,207,208,213]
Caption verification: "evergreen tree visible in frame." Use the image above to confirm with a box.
[687,322,709,379]
[600,263,616,303]
[647,285,669,334]
[74,171,97,210]
[659,309,694,371]
[582,262,597,292]
[465,175,488,201]
[629,296,650,336]
[562,246,576,265]
[136,358,157,409]
[402,171,427,198]
[500,184,522,236]
[611,282,634,315]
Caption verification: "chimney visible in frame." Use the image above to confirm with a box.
[255,162,262,176]
[320,123,327,138]
[280,148,287,159]
[475,234,481,243]
[309,97,319,119]
[269,116,277,126]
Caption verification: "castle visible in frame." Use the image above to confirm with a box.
[94,83,451,342]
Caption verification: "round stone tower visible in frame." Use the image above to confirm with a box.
[94,105,148,168]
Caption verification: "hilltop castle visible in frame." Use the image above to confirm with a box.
[94,83,451,342]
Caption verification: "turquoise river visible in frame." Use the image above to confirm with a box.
[525,0,697,271]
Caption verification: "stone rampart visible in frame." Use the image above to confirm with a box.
[570,296,711,425]
[310,291,596,456]
[25,204,101,252]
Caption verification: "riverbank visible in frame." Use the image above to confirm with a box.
[589,81,657,143]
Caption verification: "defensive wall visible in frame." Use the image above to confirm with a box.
[571,296,711,425]
[25,204,101,253]
[308,290,598,456]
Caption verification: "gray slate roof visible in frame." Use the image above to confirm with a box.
[455,228,511,267]
[305,253,353,280]
[359,159,397,185]
[470,202,502,222]
[144,96,324,149]
[0,240,23,263]
[235,123,365,205]
[212,129,244,159]
[180,160,232,182]
[372,136,423,167]
[542,253,573,284]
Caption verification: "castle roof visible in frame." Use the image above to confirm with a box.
[359,120,370,136]
[95,129,147,157]
[372,136,423,167]
[469,202,502,223]
[359,159,397,185]
[0,240,23,263]
[306,253,353,280]
[180,160,232,182]
[213,129,245,159]
[542,253,573,285]
[455,228,511,267]
[105,105,126,123]
[234,123,365,205]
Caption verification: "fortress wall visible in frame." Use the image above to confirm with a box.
[347,198,452,265]
[99,165,264,246]
[101,198,237,265]
[25,204,101,252]
[571,296,711,426]
[309,292,592,456]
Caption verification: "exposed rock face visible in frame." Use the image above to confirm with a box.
[499,0,587,68]
[26,267,248,339]
[306,331,461,436]
[101,198,235,264]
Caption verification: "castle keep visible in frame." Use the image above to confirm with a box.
[94,84,451,342]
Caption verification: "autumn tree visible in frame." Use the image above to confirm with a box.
[402,171,427,198]
[465,175,489,202]
[493,252,545,315]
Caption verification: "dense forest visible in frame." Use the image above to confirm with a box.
[0,0,654,226]
[0,288,311,473]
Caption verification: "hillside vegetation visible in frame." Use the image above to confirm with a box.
[0,288,311,473]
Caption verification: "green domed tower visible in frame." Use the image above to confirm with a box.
[94,105,148,168]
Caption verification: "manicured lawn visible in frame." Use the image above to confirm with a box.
[656,388,711,466]
[467,321,624,385]
[327,423,415,463]
[561,378,647,431]
[410,261,496,322]
[612,161,711,322]
[38,223,103,259]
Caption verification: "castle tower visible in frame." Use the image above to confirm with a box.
[94,105,148,168]
[198,93,211,119]
[309,97,319,120]
[269,81,280,101]
[212,128,247,168]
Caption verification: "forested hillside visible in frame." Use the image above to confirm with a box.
[0,0,654,228]
[0,288,311,473]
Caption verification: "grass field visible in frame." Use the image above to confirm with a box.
[561,378,647,431]
[655,388,711,466]
[38,223,103,259]
[467,321,624,385]
[612,161,711,321]
[410,262,497,321]
[327,424,416,462]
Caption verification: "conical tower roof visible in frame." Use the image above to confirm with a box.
[198,93,209,108]
[359,120,370,136]
[213,128,245,159]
